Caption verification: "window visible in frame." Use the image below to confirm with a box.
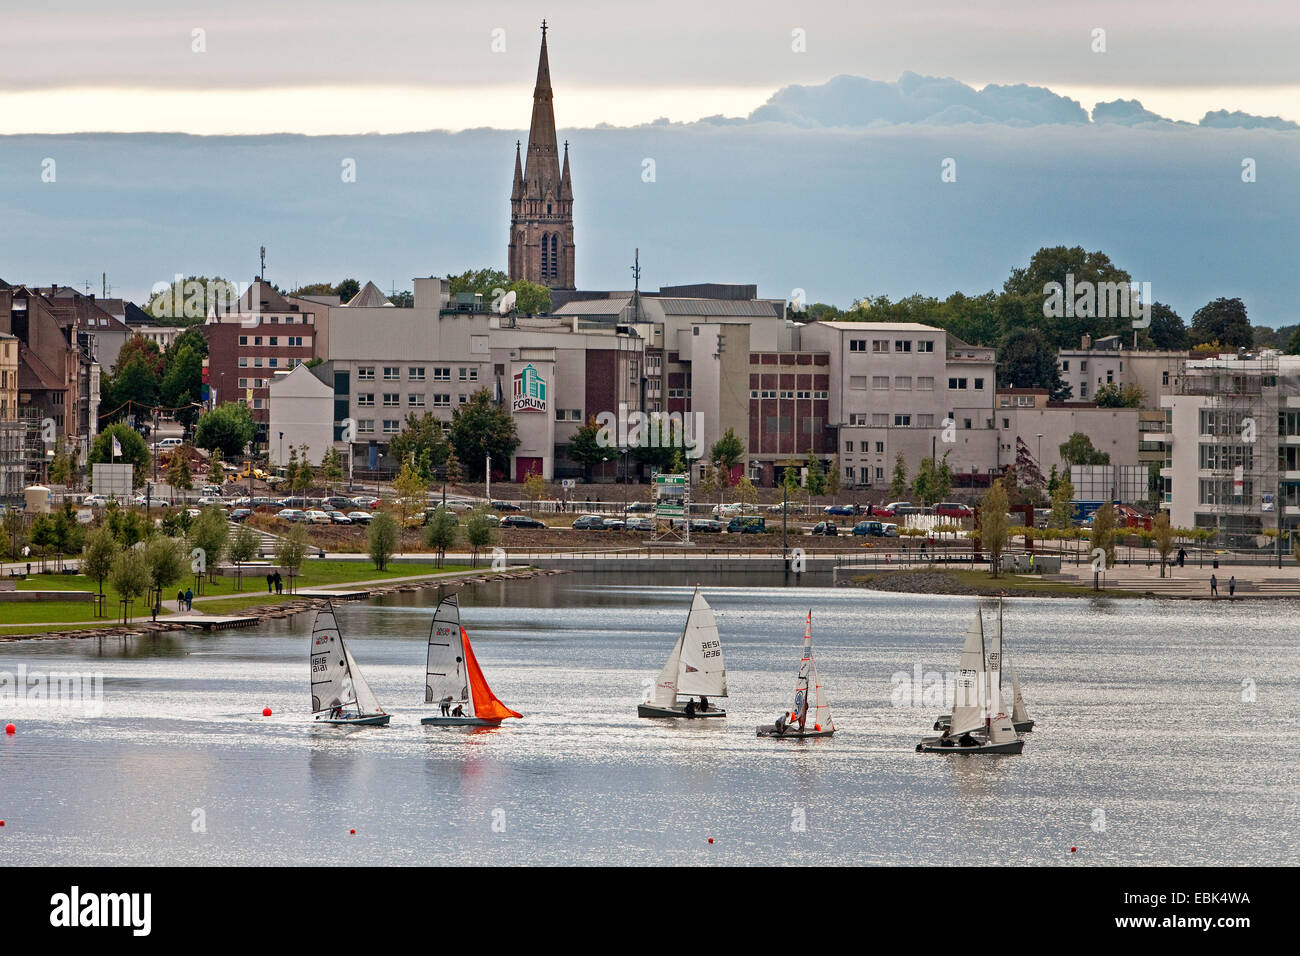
[895,376,912,390]
[872,340,888,353]
[238,357,249,368]
[1062,360,1070,372]
[845,441,854,453]
[383,367,400,381]
[845,466,854,481]
[963,418,972,429]
[253,398,263,409]
[917,376,935,390]
[253,357,263,367]
[849,376,868,389]
[875,467,884,480]
[238,335,248,346]
[382,393,399,407]
[432,394,451,407]
[1002,418,1010,429]
[357,367,375,381]
[875,442,884,453]
[358,419,374,433]
[382,419,400,434]
[814,391,828,399]
[917,414,935,427]
[894,340,912,353]
[269,337,278,346]
[918,340,934,353]
[850,414,866,426]
[238,378,248,388]
[433,367,451,381]
[1106,369,1114,383]
[357,394,375,407]
[268,358,278,368]
[948,377,967,390]
[894,414,911,426]
[850,339,866,352]
[872,376,890,390]
[409,367,425,381]
[254,336,262,346]
[1016,395,1035,407]
[1080,383,1088,399]
[872,413,888,426]
[1162,371,1170,386]
[974,378,984,390]
[1080,361,1088,372]
[409,393,425,407]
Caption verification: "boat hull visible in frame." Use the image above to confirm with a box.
[314,713,391,727]
[916,735,1023,755]
[637,703,726,719]
[756,724,834,738]
[420,716,504,727]
[934,714,1033,733]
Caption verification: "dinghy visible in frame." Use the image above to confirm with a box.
[310,603,390,726]
[932,599,1033,733]
[637,586,727,718]
[757,610,834,738]
[917,602,1023,754]
[420,594,522,727]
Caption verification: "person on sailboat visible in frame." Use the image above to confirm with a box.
[699,696,709,713]
[773,712,789,736]
[684,699,697,718]
[451,704,464,717]
[439,696,453,717]
[958,731,976,747]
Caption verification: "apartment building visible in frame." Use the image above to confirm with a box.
[801,321,998,488]
[1158,350,1299,548]
[993,387,1141,476]
[1057,334,1187,405]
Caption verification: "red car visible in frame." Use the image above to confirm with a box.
[935,502,974,520]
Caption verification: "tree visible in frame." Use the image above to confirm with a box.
[734,475,758,512]
[1189,297,1251,349]
[998,328,1070,400]
[167,449,194,491]
[567,417,610,480]
[51,504,85,570]
[109,547,149,623]
[464,508,496,567]
[1147,302,1189,351]
[100,339,163,423]
[1090,502,1118,569]
[711,428,745,478]
[89,424,151,485]
[392,462,428,534]
[1094,383,1145,408]
[228,523,260,592]
[804,452,826,499]
[367,511,399,571]
[449,389,520,480]
[507,279,552,315]
[48,442,75,487]
[194,402,256,458]
[143,536,187,608]
[979,479,1010,577]
[189,505,229,586]
[2,509,26,562]
[1152,510,1174,577]
[160,343,204,429]
[104,503,152,548]
[782,462,801,506]
[889,453,908,500]
[424,506,458,567]
[1059,432,1110,466]
[318,447,344,492]
[389,412,450,480]
[146,275,241,323]
[291,446,314,495]
[522,472,546,514]
[1049,475,1075,531]
[334,278,361,302]
[825,457,841,503]
[28,513,55,571]
[82,526,120,613]
[274,524,310,594]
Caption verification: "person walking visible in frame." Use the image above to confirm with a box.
[1229,575,1236,599]
[177,588,185,611]
[274,571,283,594]
[184,586,194,611]
[1177,547,1186,568]
[266,572,274,593]
[1210,574,1218,598]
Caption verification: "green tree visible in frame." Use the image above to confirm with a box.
[979,479,1011,577]
[1059,432,1110,466]
[1189,297,1251,349]
[89,424,151,485]
[1147,302,1189,351]
[160,343,204,428]
[189,505,229,586]
[998,328,1070,400]
[146,275,241,322]
[51,504,85,570]
[1090,502,1118,569]
[782,462,801,506]
[228,522,260,592]
[194,402,257,458]
[167,449,194,490]
[449,389,520,480]
[1152,510,1174,577]
[143,536,188,608]
[82,525,119,605]
[2,508,26,561]
[109,546,150,623]
[104,503,152,548]
[274,524,310,593]
[389,412,450,480]
[318,447,344,492]
[523,472,546,514]
[507,279,552,315]
[825,456,841,503]
[291,446,314,495]
[464,508,496,568]
[1049,474,1075,531]
[100,338,163,423]
[392,462,428,533]
[889,453,908,500]
[29,513,56,571]
[334,278,361,301]
[804,452,826,499]
[734,475,758,512]
[567,417,610,480]
[1094,383,1145,408]
[424,506,458,567]
[367,511,400,571]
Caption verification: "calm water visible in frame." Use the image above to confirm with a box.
[1,572,1296,866]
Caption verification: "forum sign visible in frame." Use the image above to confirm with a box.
[512,363,547,413]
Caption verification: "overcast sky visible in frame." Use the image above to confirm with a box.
[3,0,1298,133]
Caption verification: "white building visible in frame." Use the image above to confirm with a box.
[267,364,335,467]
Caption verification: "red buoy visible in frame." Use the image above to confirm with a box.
[707,837,713,844]
[4,723,14,735]
[262,708,272,717]
[350,829,356,835]
[814,724,821,732]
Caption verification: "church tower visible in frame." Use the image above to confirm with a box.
[508,21,575,291]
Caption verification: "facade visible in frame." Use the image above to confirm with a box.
[267,364,335,467]
[1158,350,1298,547]
[993,387,1141,477]
[1057,335,1186,406]
[507,23,575,290]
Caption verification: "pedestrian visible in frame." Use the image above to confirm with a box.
[1177,547,1186,568]
[1229,575,1236,598]
[274,571,283,594]
[1210,574,1218,598]
[177,588,184,610]
[185,587,193,610]
[266,572,273,594]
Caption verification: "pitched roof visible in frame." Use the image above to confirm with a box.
[346,281,393,308]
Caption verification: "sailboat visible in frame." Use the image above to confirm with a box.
[310,602,390,726]
[420,594,522,727]
[917,601,1023,754]
[932,598,1034,733]
[637,586,728,718]
[757,610,834,738]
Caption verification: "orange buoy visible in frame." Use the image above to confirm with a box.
[4,723,14,735]
[262,708,272,717]
[814,723,821,731]
[707,837,713,844]
[350,828,356,835]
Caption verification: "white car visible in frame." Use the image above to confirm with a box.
[304,510,332,524]
[197,496,225,506]
[711,503,743,517]
[82,494,109,507]
[153,437,183,450]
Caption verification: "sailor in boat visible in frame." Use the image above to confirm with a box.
[684,699,697,718]
[958,731,977,747]
[451,704,464,717]
[699,696,709,712]
[773,712,789,735]
[439,696,453,717]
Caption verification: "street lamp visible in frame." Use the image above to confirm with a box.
[620,446,629,520]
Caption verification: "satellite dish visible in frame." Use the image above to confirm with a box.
[497,290,517,314]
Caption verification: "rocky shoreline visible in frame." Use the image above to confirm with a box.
[0,568,565,642]
[846,569,1123,598]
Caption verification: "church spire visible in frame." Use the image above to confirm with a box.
[511,139,524,200]
[560,140,572,200]
[524,20,558,182]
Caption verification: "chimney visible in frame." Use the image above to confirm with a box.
[1081,334,1092,349]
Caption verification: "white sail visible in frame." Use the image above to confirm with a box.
[426,595,471,712]
[1007,653,1030,724]
[675,589,727,698]
[949,608,985,735]
[793,611,833,732]
[310,605,352,714]
[985,602,1017,744]
[344,645,383,715]
[652,630,684,706]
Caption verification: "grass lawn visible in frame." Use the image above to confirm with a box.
[1,560,476,633]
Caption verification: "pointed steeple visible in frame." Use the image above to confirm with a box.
[511,140,524,201]
[524,20,559,186]
[560,140,572,200]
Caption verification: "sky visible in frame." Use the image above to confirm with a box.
[1,1,1298,325]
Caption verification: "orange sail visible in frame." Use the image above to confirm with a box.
[462,627,522,720]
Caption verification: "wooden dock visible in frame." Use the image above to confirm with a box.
[301,589,371,601]
[178,614,261,631]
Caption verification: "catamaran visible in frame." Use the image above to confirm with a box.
[757,610,834,738]
[638,586,727,718]
[421,594,522,727]
[310,602,390,726]
[932,598,1033,733]
[917,601,1023,754]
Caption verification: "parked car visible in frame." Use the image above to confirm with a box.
[572,515,607,530]
[602,517,626,530]
[625,516,655,531]
[153,437,183,451]
[323,496,353,510]
[345,510,373,524]
[251,497,279,508]
[351,495,381,508]
[276,508,304,523]
[690,518,723,534]
[810,521,840,536]
[852,520,884,536]
[304,510,332,524]
[229,508,253,522]
[626,501,655,513]
[728,516,767,533]
[500,515,545,529]
[329,512,353,525]
[492,500,521,512]
[824,504,857,516]
[879,523,899,537]
[82,494,109,507]
[200,485,223,496]
[935,502,974,520]
[443,499,478,512]
[197,495,224,506]
[711,503,743,517]
[768,501,802,514]
[860,504,894,518]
